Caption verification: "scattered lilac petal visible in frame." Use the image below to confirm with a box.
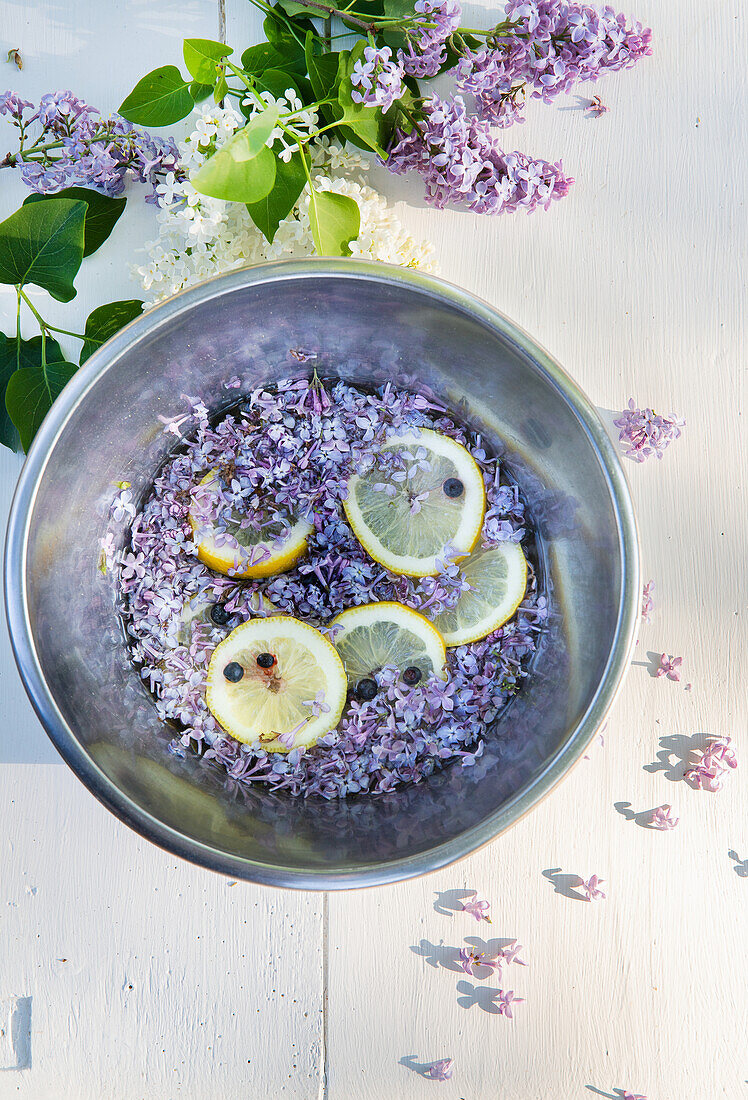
[424,1058,453,1081]
[649,804,678,830]
[656,653,682,681]
[580,874,606,901]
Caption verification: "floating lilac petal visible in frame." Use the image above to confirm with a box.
[115,379,546,799]
[494,989,524,1018]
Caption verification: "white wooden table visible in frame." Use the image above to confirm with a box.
[0,1,746,1096]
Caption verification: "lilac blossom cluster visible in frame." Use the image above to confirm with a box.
[387,94,572,215]
[350,45,404,110]
[115,377,546,799]
[0,89,180,199]
[456,0,652,127]
[684,737,738,793]
[613,398,684,462]
[398,0,462,78]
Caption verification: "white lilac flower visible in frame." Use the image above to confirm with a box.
[133,104,437,306]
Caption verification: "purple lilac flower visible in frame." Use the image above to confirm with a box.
[622,1092,647,1100]
[641,580,654,624]
[0,90,34,119]
[494,989,524,1018]
[387,94,572,215]
[499,939,527,966]
[456,1,651,126]
[684,736,737,793]
[586,94,609,117]
[613,398,684,462]
[350,45,404,110]
[580,874,605,901]
[656,653,682,681]
[5,89,180,200]
[424,1058,454,1080]
[118,378,546,799]
[459,893,492,921]
[649,804,678,830]
[458,947,498,974]
[398,0,461,78]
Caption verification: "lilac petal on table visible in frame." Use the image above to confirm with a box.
[424,1058,454,1081]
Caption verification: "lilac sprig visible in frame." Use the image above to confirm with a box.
[0,89,180,200]
[350,45,404,110]
[613,399,684,462]
[398,0,462,77]
[387,94,573,216]
[456,0,652,127]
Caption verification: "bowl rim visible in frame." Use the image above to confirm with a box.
[4,258,640,890]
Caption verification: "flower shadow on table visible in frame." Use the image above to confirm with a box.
[399,1054,449,1079]
[643,732,712,783]
[728,850,748,878]
[455,981,505,1013]
[585,1088,634,1099]
[614,801,662,828]
[433,888,476,915]
[629,650,670,677]
[410,939,464,972]
[541,867,587,901]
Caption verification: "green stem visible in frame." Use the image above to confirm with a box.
[18,288,87,342]
[15,286,21,370]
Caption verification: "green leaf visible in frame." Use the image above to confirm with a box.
[22,187,125,258]
[380,0,414,49]
[307,188,359,256]
[119,65,193,126]
[79,300,144,365]
[306,34,340,100]
[246,150,307,243]
[183,38,233,84]
[213,73,229,103]
[190,81,214,102]
[0,334,64,451]
[253,68,301,101]
[192,113,279,203]
[0,198,86,301]
[240,41,306,76]
[5,359,78,452]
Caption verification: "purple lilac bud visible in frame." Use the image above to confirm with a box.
[350,45,404,110]
[386,94,572,215]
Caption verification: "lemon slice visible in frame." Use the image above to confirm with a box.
[205,616,347,752]
[189,471,312,579]
[342,429,485,577]
[432,542,528,647]
[331,601,447,688]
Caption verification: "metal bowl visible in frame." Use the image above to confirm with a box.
[4,260,639,889]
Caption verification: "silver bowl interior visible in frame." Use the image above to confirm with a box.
[5,261,638,888]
